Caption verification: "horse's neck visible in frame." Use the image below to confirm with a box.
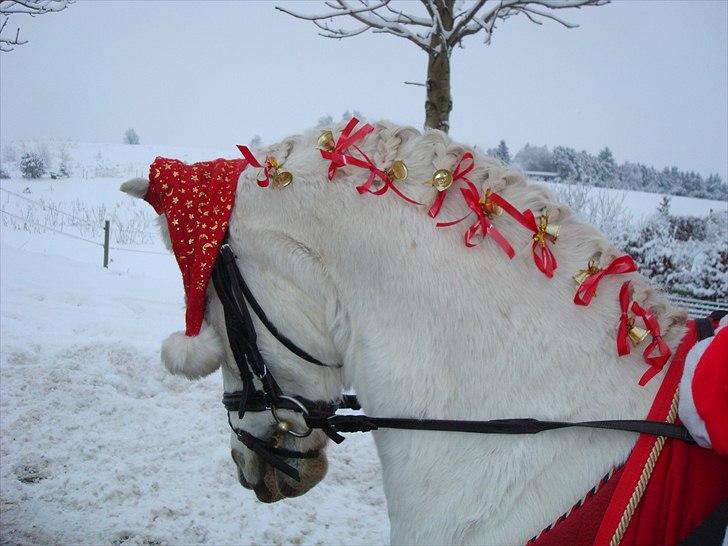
[316,187,664,544]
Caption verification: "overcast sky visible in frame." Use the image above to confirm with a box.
[1,0,726,179]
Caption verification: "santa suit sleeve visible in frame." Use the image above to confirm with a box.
[678,317,728,456]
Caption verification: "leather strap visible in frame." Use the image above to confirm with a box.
[218,244,339,369]
[306,415,694,442]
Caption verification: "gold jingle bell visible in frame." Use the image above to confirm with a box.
[544,222,560,241]
[269,420,291,447]
[317,130,335,151]
[537,212,560,243]
[386,160,408,182]
[271,170,293,189]
[432,169,453,192]
[573,259,601,286]
[627,319,649,346]
[479,188,503,217]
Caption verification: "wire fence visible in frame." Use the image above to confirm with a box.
[0,187,170,265]
[0,187,102,228]
[0,186,158,242]
[0,209,103,246]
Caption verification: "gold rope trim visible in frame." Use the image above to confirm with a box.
[609,388,680,546]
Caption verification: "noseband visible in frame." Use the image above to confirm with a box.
[213,240,699,483]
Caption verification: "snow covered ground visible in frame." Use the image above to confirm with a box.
[1,141,725,545]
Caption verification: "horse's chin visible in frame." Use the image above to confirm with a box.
[274,452,328,498]
[233,449,328,503]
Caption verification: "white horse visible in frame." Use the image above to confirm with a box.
[124,121,687,544]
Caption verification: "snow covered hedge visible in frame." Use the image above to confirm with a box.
[623,205,727,301]
[558,189,727,302]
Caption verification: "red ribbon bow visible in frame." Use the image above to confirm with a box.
[436,180,515,256]
[428,153,475,219]
[574,255,637,306]
[519,210,557,278]
[236,145,274,188]
[617,281,672,386]
[631,300,672,386]
[319,117,374,182]
[617,281,633,357]
[351,150,421,205]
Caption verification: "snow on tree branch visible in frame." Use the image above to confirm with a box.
[277,0,607,53]
[277,0,435,52]
[1,0,72,52]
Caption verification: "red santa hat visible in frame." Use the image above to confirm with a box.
[143,156,247,379]
[678,315,728,456]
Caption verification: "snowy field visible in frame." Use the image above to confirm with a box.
[1,141,726,545]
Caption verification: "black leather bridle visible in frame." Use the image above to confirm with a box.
[212,240,707,483]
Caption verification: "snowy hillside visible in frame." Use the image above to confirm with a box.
[1,141,725,545]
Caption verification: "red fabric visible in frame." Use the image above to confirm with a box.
[144,157,246,336]
[519,209,557,278]
[532,323,728,546]
[435,180,515,255]
[617,281,633,357]
[529,468,624,546]
[595,322,728,546]
[574,255,637,306]
[630,300,672,386]
[693,327,728,455]
[319,117,374,181]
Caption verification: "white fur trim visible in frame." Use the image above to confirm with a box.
[678,334,713,448]
[161,322,225,379]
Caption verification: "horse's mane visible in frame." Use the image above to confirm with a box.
[255,118,687,351]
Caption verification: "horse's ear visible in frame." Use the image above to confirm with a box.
[120,178,149,199]
[161,322,225,380]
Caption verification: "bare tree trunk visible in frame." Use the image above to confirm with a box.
[425,1,454,133]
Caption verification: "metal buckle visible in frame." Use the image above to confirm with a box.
[271,396,312,438]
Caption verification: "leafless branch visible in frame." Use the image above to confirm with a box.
[0,0,71,15]
[447,0,486,46]
[277,0,434,52]
[511,5,580,28]
[404,81,426,86]
[278,0,606,54]
[0,0,71,52]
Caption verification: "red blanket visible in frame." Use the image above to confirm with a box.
[531,322,728,546]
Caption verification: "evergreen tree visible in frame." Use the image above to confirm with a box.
[123,128,140,145]
[705,174,727,200]
[316,115,333,129]
[513,144,555,172]
[495,140,511,164]
[596,147,616,184]
[19,152,46,179]
[657,195,671,217]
